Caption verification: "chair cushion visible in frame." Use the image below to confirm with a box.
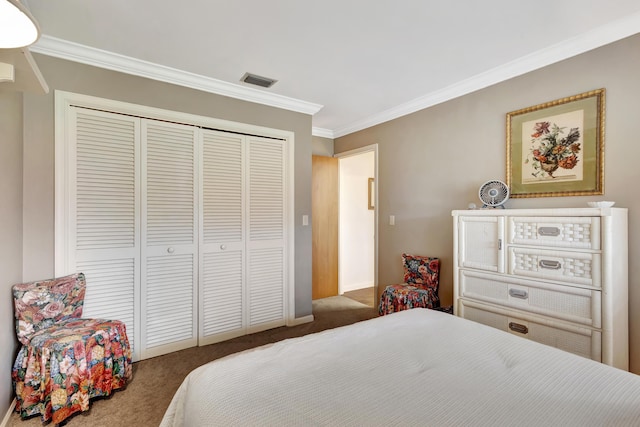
[402,254,440,290]
[378,284,438,315]
[12,273,86,346]
[27,318,123,350]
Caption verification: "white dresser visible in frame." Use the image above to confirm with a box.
[452,208,628,370]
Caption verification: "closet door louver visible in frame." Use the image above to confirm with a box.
[246,136,286,331]
[199,130,245,345]
[72,107,141,360]
[141,120,198,359]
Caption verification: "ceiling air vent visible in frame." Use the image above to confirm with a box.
[241,72,277,88]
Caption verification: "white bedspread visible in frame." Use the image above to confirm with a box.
[160,309,640,426]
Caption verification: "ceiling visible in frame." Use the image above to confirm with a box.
[23,0,640,138]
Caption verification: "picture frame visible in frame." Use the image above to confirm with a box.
[506,89,605,198]
[368,178,375,210]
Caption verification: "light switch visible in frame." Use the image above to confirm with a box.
[389,215,395,226]
[302,215,309,226]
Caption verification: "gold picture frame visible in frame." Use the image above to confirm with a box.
[506,89,605,198]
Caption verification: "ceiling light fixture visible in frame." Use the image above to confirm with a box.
[0,0,40,49]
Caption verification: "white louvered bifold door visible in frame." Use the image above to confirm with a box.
[199,130,245,345]
[141,120,198,359]
[71,107,141,361]
[246,136,287,332]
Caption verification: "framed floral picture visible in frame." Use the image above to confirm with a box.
[506,89,605,198]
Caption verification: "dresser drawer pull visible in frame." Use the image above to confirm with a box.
[508,288,528,299]
[539,259,562,270]
[538,226,561,237]
[509,322,529,334]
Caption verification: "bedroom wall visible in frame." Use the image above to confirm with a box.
[312,135,334,156]
[334,33,640,373]
[0,91,24,419]
[20,54,314,320]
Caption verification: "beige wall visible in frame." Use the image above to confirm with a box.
[335,33,640,373]
[0,91,24,414]
[312,135,334,156]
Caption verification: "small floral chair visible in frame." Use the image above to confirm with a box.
[12,273,132,424]
[378,254,441,315]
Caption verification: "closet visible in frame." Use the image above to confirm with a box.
[55,91,291,361]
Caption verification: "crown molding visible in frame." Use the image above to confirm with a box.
[30,35,323,116]
[333,12,640,138]
[311,127,334,139]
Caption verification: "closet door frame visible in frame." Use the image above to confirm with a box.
[55,90,296,359]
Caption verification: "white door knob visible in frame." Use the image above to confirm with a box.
[167,247,175,253]
[220,245,226,250]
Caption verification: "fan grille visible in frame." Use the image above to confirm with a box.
[479,180,509,207]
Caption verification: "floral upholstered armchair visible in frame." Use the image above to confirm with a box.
[12,273,132,424]
[378,254,441,316]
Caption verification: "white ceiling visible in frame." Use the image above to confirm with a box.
[23,0,640,138]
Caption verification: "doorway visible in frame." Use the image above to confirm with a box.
[336,145,378,307]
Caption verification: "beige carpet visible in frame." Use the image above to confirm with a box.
[342,287,376,307]
[9,296,377,426]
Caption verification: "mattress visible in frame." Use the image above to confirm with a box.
[160,308,640,426]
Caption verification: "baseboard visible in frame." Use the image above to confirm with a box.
[287,314,314,326]
[1,399,16,427]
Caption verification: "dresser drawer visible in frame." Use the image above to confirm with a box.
[458,299,601,362]
[508,216,600,250]
[458,270,601,327]
[508,247,601,288]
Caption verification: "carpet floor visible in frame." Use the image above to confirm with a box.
[9,296,377,426]
[342,287,376,307]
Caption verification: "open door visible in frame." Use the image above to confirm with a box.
[312,155,339,299]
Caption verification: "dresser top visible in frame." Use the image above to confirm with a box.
[451,207,627,217]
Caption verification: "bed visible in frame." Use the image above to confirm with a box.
[160,309,640,426]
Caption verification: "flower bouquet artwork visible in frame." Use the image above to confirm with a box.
[506,89,604,198]
[523,110,584,183]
